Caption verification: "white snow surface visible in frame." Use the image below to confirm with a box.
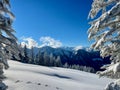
[4,60,112,90]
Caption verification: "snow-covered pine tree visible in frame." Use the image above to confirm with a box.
[0,0,19,89]
[29,46,35,64]
[18,43,24,62]
[38,51,44,65]
[63,62,69,68]
[23,45,29,63]
[43,52,50,66]
[88,0,120,89]
[55,56,62,67]
[49,53,54,66]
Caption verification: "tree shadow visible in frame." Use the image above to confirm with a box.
[52,74,71,79]
[40,72,71,79]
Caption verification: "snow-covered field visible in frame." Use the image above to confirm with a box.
[4,60,112,90]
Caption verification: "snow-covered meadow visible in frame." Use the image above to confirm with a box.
[4,60,111,90]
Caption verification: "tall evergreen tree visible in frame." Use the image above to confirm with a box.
[18,43,24,62]
[29,46,34,64]
[35,50,39,64]
[54,56,62,67]
[49,53,54,66]
[39,52,44,65]
[0,0,19,89]
[43,52,50,66]
[23,45,29,63]
[35,50,44,65]
[88,0,120,89]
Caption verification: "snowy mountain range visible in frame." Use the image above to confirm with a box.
[25,46,110,71]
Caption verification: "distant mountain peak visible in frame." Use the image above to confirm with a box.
[74,46,84,51]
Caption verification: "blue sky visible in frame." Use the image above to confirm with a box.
[11,0,93,47]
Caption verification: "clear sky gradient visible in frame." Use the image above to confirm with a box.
[11,0,93,47]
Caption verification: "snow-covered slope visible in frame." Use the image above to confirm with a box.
[4,60,112,90]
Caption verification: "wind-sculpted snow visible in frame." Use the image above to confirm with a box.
[4,60,111,90]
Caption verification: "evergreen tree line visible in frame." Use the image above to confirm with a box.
[17,45,96,73]
[19,45,62,67]
[63,63,95,73]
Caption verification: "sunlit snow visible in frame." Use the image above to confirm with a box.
[4,60,111,90]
